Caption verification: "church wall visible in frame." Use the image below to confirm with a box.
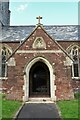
[6,53,71,100]
[2,27,79,101]
[19,28,60,51]
[58,41,80,91]
[58,41,80,50]
[2,40,75,101]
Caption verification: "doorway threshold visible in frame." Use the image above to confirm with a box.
[26,98,54,103]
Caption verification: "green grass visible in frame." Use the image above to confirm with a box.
[57,99,80,119]
[0,99,2,120]
[1,99,22,120]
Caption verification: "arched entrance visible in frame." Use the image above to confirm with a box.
[29,61,50,97]
[23,57,56,102]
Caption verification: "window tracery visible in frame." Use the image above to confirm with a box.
[33,37,46,49]
[69,46,80,78]
[0,46,11,77]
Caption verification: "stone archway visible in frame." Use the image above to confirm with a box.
[23,57,56,102]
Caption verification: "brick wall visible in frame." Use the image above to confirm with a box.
[1,27,80,101]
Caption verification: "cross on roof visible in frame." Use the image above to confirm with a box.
[36,16,42,24]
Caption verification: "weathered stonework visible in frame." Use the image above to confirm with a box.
[32,37,46,49]
[0,1,10,26]
[1,25,78,101]
[8,57,16,66]
[64,56,72,66]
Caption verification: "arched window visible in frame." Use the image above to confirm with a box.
[0,46,11,77]
[69,46,80,78]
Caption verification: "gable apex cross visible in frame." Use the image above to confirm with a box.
[36,16,42,24]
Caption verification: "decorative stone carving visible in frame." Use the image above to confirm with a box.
[64,56,72,66]
[8,57,16,66]
[33,37,46,49]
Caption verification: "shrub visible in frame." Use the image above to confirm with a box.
[0,93,6,100]
[74,92,80,99]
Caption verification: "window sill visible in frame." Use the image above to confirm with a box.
[0,77,8,80]
[72,77,80,80]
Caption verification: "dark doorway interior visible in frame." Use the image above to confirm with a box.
[29,61,50,97]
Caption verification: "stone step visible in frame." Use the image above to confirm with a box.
[26,98,54,103]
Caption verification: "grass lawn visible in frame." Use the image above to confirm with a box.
[0,93,80,119]
[0,99,22,120]
[57,99,80,119]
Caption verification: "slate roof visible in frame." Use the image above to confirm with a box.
[0,25,79,42]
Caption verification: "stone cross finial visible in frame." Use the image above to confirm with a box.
[36,16,42,24]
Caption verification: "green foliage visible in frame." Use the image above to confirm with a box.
[57,100,79,119]
[0,93,2,100]
[0,93,6,100]
[74,92,80,99]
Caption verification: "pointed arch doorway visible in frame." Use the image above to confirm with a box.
[23,57,56,102]
[29,61,50,97]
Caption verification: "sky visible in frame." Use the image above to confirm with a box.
[9,1,79,25]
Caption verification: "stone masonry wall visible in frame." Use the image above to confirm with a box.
[59,41,80,92]
[2,26,76,101]
[0,1,10,26]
